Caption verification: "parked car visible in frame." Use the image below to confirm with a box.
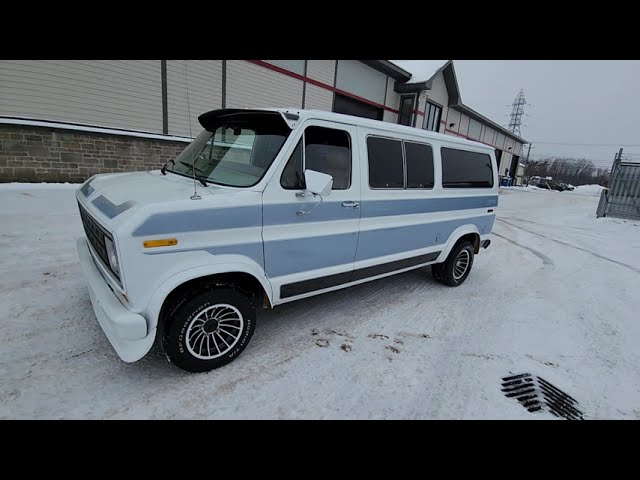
[534,180,553,189]
[76,108,498,372]
[555,183,575,191]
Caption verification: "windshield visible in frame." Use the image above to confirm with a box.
[167,112,291,187]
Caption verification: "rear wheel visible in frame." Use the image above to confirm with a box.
[163,286,256,372]
[431,241,474,287]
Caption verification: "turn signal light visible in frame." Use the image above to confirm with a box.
[143,238,178,248]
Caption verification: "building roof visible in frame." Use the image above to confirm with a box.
[361,61,412,81]
[390,60,448,84]
[388,60,529,145]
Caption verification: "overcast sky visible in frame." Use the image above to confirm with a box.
[392,60,640,168]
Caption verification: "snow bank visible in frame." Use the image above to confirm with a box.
[0,182,80,190]
[570,184,604,195]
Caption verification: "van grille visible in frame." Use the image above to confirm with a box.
[78,201,120,282]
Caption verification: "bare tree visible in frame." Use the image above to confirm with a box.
[524,157,609,186]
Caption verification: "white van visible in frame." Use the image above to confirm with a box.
[76,108,497,372]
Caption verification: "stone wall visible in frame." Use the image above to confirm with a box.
[0,124,188,183]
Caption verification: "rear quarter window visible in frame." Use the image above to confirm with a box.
[441,147,494,188]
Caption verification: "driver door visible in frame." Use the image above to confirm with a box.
[262,120,361,303]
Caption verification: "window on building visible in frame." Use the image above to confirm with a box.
[405,142,434,189]
[423,102,442,132]
[398,95,415,126]
[367,136,404,188]
[280,126,352,190]
[468,119,482,140]
[441,147,494,188]
[333,93,383,120]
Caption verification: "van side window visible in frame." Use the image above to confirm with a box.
[405,142,434,189]
[367,137,404,188]
[280,126,351,190]
[441,147,494,188]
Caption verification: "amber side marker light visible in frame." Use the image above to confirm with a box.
[143,238,178,248]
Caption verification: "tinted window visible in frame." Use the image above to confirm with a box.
[441,147,494,188]
[405,142,434,189]
[280,126,351,190]
[367,137,404,188]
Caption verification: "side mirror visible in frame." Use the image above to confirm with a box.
[304,169,333,196]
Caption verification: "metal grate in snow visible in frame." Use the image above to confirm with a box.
[501,373,584,420]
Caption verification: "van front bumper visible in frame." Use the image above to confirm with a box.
[76,238,156,362]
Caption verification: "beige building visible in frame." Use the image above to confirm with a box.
[0,60,527,183]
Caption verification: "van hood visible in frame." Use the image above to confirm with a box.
[78,170,254,222]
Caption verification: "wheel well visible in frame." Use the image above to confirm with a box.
[157,272,268,345]
[455,232,481,254]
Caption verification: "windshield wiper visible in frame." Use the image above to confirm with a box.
[177,161,209,187]
[160,159,174,175]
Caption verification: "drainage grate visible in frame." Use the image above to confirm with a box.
[501,373,584,420]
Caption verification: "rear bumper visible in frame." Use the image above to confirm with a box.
[76,238,156,362]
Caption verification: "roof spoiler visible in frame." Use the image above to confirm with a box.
[198,108,298,131]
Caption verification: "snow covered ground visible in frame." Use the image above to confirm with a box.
[1,183,639,419]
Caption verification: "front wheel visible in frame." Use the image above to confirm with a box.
[163,287,256,372]
[431,241,474,287]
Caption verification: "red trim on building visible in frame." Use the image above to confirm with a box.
[247,60,400,114]
[444,128,498,148]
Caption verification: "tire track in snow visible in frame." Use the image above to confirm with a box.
[497,218,640,274]
[491,232,554,266]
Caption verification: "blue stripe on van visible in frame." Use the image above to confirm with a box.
[263,201,358,225]
[356,215,495,261]
[131,195,498,236]
[362,195,498,218]
[145,215,495,278]
[132,205,262,237]
[92,195,136,219]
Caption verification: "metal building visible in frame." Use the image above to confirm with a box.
[0,60,527,183]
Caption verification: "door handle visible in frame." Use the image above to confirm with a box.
[342,201,360,209]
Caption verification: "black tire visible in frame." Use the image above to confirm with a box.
[431,241,474,287]
[163,286,256,373]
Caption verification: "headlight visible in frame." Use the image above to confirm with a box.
[104,237,120,276]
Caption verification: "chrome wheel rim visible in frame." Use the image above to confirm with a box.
[185,304,244,360]
[453,249,470,280]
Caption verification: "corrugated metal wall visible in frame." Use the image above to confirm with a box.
[305,84,333,111]
[306,60,335,85]
[166,60,223,137]
[0,59,526,157]
[0,60,163,133]
[335,60,387,105]
[264,60,305,76]
[226,61,303,110]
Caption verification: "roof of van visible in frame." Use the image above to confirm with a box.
[198,107,496,151]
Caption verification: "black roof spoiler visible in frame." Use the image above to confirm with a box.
[198,108,295,131]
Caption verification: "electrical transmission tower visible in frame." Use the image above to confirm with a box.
[507,89,529,137]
